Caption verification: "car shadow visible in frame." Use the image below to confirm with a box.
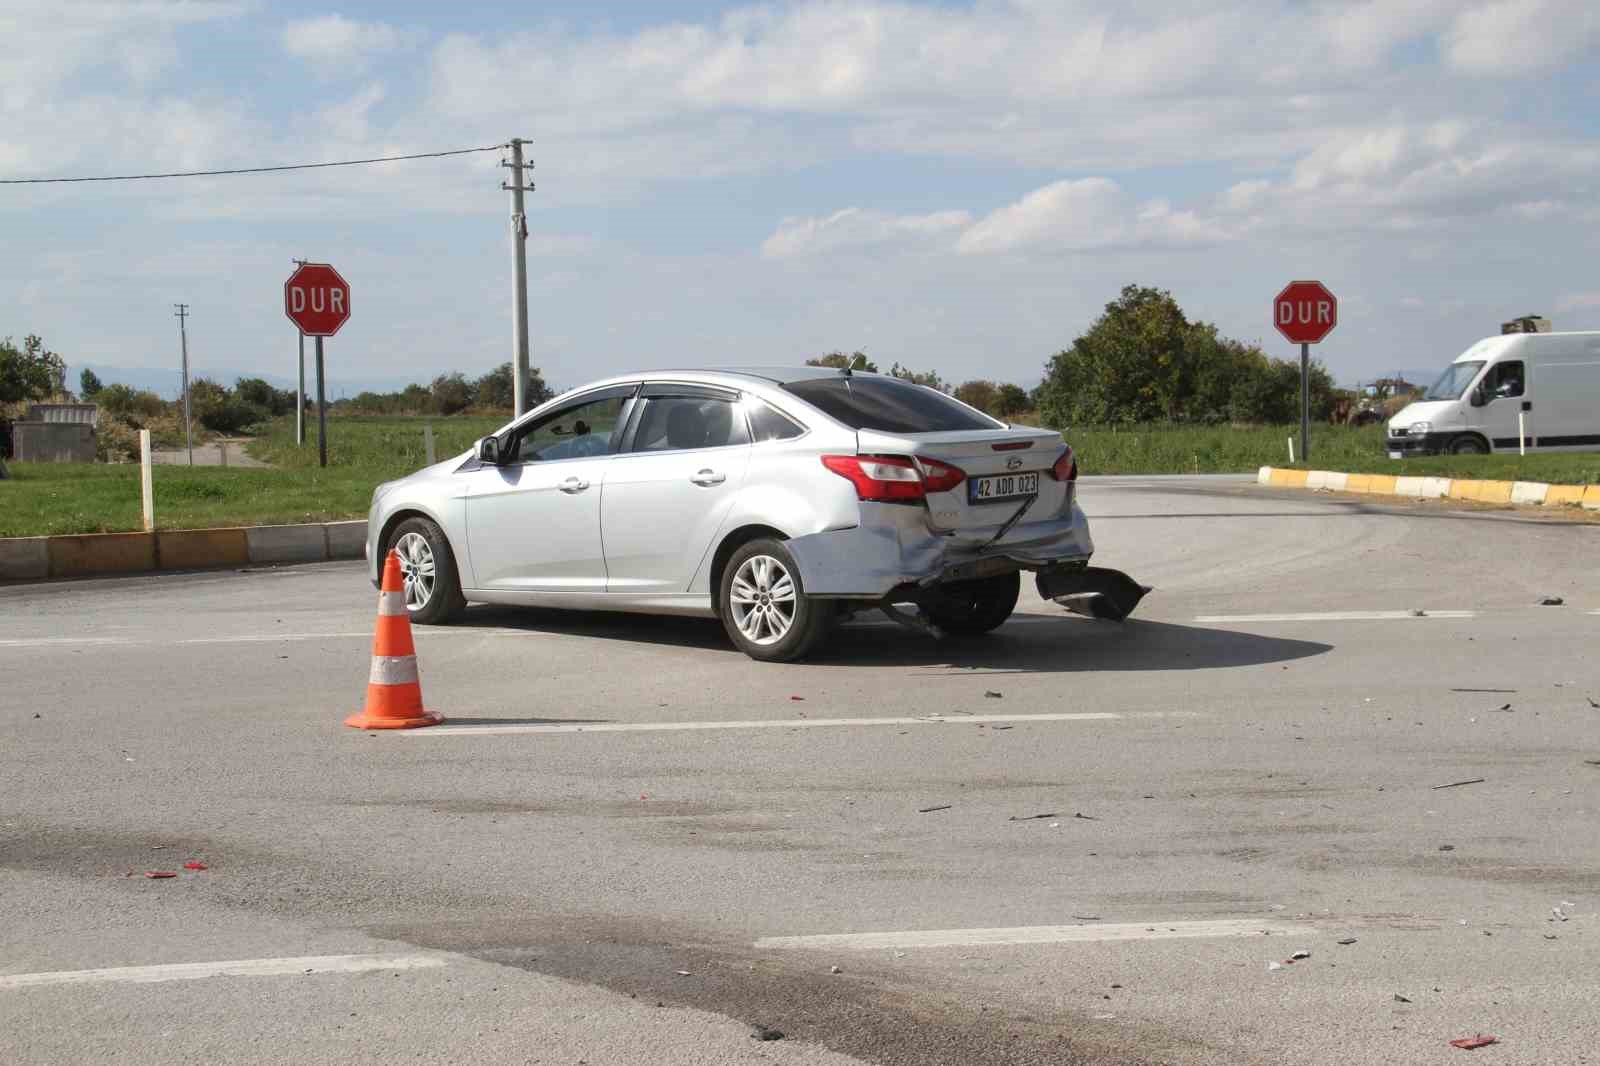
[449,606,1330,673]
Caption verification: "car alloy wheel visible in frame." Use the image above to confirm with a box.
[394,530,436,612]
[728,554,796,646]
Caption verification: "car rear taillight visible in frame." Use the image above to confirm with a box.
[918,458,967,494]
[1050,446,1078,482]
[821,454,967,501]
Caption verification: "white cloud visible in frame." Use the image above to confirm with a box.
[283,14,409,70]
[1443,0,1600,74]
[957,178,1229,254]
[761,207,971,259]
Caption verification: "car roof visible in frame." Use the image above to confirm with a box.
[643,365,866,385]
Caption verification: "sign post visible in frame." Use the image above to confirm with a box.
[1273,280,1337,464]
[283,262,351,468]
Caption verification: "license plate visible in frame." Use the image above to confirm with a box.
[969,471,1039,503]
[1387,451,1403,459]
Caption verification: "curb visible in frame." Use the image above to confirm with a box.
[0,520,366,582]
[1258,467,1600,511]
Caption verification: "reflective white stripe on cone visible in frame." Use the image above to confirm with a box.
[369,655,420,686]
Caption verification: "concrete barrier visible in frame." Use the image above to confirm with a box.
[47,532,156,578]
[244,524,328,564]
[325,521,367,560]
[1545,485,1586,507]
[1511,482,1550,506]
[0,537,50,581]
[1394,476,1425,498]
[156,528,250,570]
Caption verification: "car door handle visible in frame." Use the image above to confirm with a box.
[690,469,726,486]
[558,476,590,494]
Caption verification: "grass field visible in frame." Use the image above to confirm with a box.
[4,416,1598,538]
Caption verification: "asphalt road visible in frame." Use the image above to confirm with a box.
[4,475,1599,1065]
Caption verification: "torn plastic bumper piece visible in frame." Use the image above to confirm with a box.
[1035,565,1151,621]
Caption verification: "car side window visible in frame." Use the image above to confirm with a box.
[1485,361,1525,399]
[629,396,750,453]
[513,394,630,462]
[746,400,805,442]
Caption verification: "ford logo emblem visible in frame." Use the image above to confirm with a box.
[1006,457,1024,470]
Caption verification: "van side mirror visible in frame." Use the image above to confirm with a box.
[476,436,502,465]
[1468,387,1487,408]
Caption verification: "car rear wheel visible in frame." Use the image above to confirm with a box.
[388,517,466,625]
[926,572,1020,636]
[1450,435,1489,455]
[719,539,833,662]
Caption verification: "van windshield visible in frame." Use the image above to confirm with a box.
[1424,361,1485,401]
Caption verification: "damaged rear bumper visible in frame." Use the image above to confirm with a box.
[786,500,1097,596]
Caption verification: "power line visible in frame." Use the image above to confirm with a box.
[0,144,506,185]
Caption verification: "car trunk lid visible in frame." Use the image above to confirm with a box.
[855,427,1068,534]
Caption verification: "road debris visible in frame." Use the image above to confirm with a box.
[1539,596,1564,606]
[918,805,953,813]
[1449,1035,1497,1050]
[674,970,693,976]
[1266,961,1284,971]
[1587,697,1599,709]
[1552,906,1569,922]
[1336,938,1358,945]
[789,696,805,702]
[143,871,177,879]
[991,725,1014,730]
[1431,778,1486,790]
[1072,915,1101,921]
[829,965,841,974]
[1440,844,1457,851]
[183,861,208,871]
[1584,760,1600,767]
[1073,812,1100,821]
[1394,994,1412,1003]
[1495,703,1513,712]
[984,690,1003,699]
[752,1025,785,1041]
[1008,812,1059,821]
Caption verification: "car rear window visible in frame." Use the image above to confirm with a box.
[781,377,1002,433]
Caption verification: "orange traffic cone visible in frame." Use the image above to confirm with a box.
[344,550,444,730]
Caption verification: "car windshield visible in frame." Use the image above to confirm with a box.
[1424,361,1485,401]
[782,376,1002,433]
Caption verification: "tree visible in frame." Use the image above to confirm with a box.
[1038,285,1195,426]
[888,362,947,392]
[234,377,295,416]
[994,383,1030,417]
[805,351,878,372]
[476,363,515,409]
[954,379,1000,414]
[80,368,103,398]
[527,366,554,407]
[430,372,475,415]
[1,335,67,405]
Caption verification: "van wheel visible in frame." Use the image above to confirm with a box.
[926,572,1021,636]
[387,517,466,625]
[1450,435,1488,455]
[719,539,834,662]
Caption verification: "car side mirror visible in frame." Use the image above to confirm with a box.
[476,436,502,465]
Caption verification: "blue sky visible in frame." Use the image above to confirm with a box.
[4,0,1599,397]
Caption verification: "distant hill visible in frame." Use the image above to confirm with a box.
[76,364,417,401]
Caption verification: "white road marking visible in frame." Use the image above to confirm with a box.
[407,711,1198,738]
[0,953,446,991]
[756,919,1309,951]
[1194,610,1475,623]
[0,629,536,651]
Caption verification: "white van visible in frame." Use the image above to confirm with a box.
[1386,331,1600,456]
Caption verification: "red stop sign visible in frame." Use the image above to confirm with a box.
[284,263,351,337]
[1273,280,1337,344]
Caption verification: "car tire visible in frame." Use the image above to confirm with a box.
[718,539,833,663]
[387,516,466,625]
[1450,435,1489,455]
[926,572,1021,636]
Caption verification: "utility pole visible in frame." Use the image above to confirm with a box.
[502,137,535,417]
[293,258,307,446]
[173,303,193,466]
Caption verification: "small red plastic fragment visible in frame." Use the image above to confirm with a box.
[183,861,208,871]
[1450,1035,1498,1051]
[144,871,178,879]
[790,696,805,701]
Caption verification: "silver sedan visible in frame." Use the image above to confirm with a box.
[365,367,1137,662]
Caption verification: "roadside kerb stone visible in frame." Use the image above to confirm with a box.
[324,521,367,561]
[0,537,50,581]
[1259,467,1593,511]
[156,528,250,570]
[1511,482,1550,506]
[47,533,156,578]
[244,524,329,565]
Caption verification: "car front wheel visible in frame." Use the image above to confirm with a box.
[718,539,833,662]
[387,517,466,625]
